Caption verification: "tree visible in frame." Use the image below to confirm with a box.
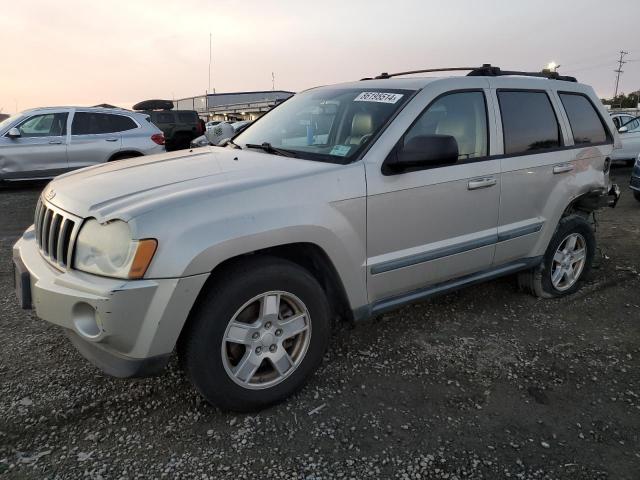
[602,92,640,108]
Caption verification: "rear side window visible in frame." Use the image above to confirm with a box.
[177,112,196,123]
[72,113,137,134]
[155,113,174,123]
[559,93,608,144]
[109,115,137,132]
[498,91,561,155]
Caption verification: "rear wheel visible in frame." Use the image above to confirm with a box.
[179,257,331,412]
[518,215,595,298]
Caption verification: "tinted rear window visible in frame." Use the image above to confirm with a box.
[559,93,608,144]
[155,113,174,123]
[109,115,137,132]
[498,91,561,155]
[72,112,138,134]
[177,112,196,123]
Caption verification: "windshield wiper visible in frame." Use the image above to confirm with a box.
[245,142,299,158]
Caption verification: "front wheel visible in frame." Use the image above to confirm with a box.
[634,191,640,202]
[518,215,595,298]
[179,257,331,412]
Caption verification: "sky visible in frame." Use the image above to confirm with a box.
[1,0,639,114]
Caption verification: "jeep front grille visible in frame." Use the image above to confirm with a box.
[34,198,81,269]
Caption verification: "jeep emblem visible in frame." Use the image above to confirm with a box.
[45,189,56,200]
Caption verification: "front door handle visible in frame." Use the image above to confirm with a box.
[48,140,62,145]
[105,137,118,142]
[553,163,574,174]
[468,177,497,190]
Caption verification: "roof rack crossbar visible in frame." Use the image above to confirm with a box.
[361,64,577,82]
[467,64,577,82]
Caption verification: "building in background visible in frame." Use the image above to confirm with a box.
[176,90,294,122]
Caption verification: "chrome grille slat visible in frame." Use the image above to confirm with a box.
[41,209,53,254]
[48,214,61,260]
[33,198,79,270]
[57,218,70,265]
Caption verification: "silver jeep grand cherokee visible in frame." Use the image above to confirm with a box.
[13,65,620,411]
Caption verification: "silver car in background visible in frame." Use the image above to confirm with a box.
[0,107,166,181]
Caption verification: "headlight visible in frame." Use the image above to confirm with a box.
[636,154,640,167]
[73,219,157,279]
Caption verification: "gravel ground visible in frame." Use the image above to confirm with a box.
[1,168,639,479]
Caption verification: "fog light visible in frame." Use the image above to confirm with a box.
[72,302,102,340]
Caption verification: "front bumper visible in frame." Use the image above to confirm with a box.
[13,227,208,377]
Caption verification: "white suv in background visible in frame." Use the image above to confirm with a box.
[0,107,165,182]
[14,65,620,411]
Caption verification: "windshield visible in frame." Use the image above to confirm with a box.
[234,87,414,163]
[0,113,24,132]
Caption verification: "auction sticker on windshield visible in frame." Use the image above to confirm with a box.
[354,92,404,104]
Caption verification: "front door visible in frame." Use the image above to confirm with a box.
[365,87,500,304]
[0,112,69,180]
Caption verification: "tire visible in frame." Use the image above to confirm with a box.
[179,256,331,412]
[634,191,640,203]
[518,215,595,298]
[626,159,635,167]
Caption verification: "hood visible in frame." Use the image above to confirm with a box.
[46,147,338,221]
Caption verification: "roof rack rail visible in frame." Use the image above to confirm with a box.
[361,64,577,82]
[467,64,577,82]
[362,67,480,80]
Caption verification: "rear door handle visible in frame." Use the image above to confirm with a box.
[553,163,574,174]
[468,177,497,190]
[105,137,118,142]
[48,140,62,144]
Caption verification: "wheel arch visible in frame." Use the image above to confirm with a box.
[108,150,144,162]
[176,242,353,354]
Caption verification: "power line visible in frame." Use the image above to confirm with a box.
[613,50,629,98]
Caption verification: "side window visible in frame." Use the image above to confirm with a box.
[498,91,561,154]
[177,112,195,123]
[109,115,137,132]
[612,117,621,129]
[404,91,488,160]
[16,113,68,137]
[72,112,130,135]
[559,93,609,144]
[155,113,174,124]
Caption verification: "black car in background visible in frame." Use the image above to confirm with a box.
[133,100,204,151]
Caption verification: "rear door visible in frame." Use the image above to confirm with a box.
[0,111,69,179]
[492,80,613,265]
[67,111,123,169]
[365,79,501,304]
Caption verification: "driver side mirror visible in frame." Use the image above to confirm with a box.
[618,126,628,133]
[7,127,21,139]
[387,134,459,173]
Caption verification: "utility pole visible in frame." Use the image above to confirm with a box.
[272,72,275,91]
[208,32,213,95]
[613,50,629,99]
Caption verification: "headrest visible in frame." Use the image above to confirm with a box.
[351,113,374,137]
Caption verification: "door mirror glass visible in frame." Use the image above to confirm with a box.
[7,127,21,138]
[395,134,459,169]
[618,126,628,133]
